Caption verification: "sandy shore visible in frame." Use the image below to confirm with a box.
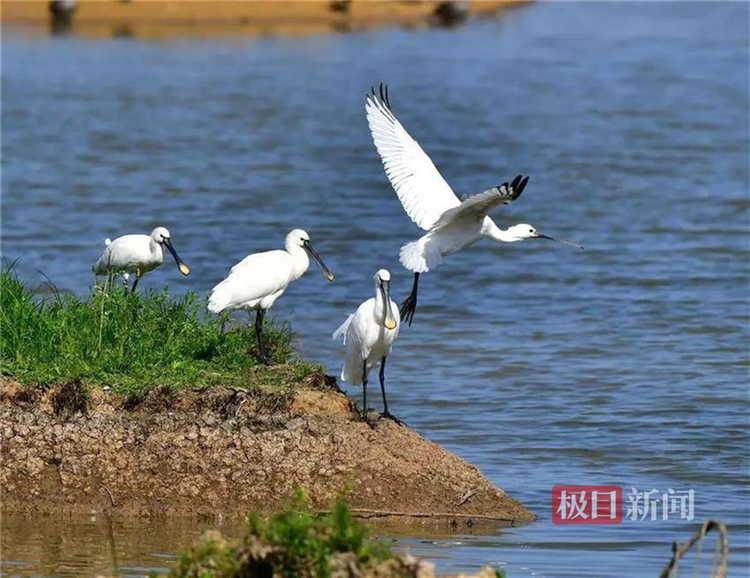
[1,1,528,39]
[1,379,534,526]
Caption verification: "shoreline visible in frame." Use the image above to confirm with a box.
[0,378,535,528]
[0,0,530,39]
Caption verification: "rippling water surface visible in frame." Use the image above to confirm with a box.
[2,2,749,576]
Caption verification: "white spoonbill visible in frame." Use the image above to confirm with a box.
[365,84,584,325]
[92,226,190,292]
[333,269,401,423]
[208,229,335,364]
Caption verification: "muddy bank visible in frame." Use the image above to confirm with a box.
[0,379,534,527]
[1,1,528,39]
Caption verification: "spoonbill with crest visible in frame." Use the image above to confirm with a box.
[365,84,584,325]
[333,269,401,423]
[208,229,335,364]
[92,226,190,292]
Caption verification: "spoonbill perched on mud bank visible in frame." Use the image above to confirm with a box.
[92,226,190,292]
[365,85,584,325]
[333,269,401,423]
[208,229,335,364]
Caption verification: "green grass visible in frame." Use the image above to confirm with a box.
[170,490,393,578]
[168,491,508,577]
[0,266,323,395]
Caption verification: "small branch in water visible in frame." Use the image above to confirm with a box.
[315,507,518,524]
[658,519,728,578]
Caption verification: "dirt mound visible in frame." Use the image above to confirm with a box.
[0,380,534,527]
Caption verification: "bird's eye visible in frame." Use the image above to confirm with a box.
[529,229,534,234]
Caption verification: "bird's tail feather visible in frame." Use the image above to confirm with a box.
[207,281,231,314]
[399,237,439,273]
[92,248,111,275]
[340,352,364,385]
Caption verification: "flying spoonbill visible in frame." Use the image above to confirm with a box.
[333,269,401,423]
[92,226,190,292]
[208,229,335,364]
[365,85,583,325]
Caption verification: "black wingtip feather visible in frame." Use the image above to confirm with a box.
[516,175,530,196]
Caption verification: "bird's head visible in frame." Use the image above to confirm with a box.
[288,229,335,282]
[374,269,397,330]
[508,223,584,250]
[506,223,539,242]
[151,226,171,243]
[152,227,190,275]
[287,228,310,248]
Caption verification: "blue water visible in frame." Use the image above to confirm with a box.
[2,2,749,577]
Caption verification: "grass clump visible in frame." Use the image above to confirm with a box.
[0,267,322,395]
[171,490,392,578]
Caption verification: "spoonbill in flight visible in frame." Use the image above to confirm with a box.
[365,84,583,325]
[208,229,335,364]
[93,226,190,292]
[333,269,401,423]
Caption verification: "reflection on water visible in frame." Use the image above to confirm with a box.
[2,1,749,576]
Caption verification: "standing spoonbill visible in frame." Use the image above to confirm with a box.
[208,229,335,364]
[333,269,401,423]
[92,226,190,292]
[365,85,583,325]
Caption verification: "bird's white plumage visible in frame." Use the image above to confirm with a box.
[429,184,520,231]
[333,269,400,385]
[365,93,460,231]
[93,227,170,276]
[208,250,304,313]
[366,89,537,275]
[208,229,323,314]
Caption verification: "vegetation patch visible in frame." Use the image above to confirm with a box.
[168,490,507,578]
[0,267,323,395]
[171,491,393,578]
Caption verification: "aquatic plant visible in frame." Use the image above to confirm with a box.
[168,490,510,577]
[0,266,322,394]
[170,491,392,578]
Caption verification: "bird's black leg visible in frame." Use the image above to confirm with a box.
[379,357,403,425]
[131,269,141,293]
[399,272,419,326]
[254,309,269,364]
[361,360,372,424]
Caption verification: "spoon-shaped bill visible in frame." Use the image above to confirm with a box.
[379,279,397,330]
[164,238,191,275]
[536,233,585,251]
[303,240,335,282]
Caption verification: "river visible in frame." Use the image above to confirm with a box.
[1,2,748,576]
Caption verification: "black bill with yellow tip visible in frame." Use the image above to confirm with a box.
[379,279,397,330]
[303,240,334,282]
[163,237,191,275]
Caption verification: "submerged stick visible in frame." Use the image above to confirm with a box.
[658,519,728,578]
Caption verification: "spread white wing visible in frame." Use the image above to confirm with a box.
[430,175,529,231]
[366,84,460,231]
